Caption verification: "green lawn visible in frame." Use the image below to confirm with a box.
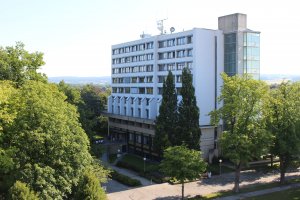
[190,178,300,200]
[246,187,300,200]
[118,154,159,173]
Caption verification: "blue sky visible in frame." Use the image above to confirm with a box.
[1,0,300,76]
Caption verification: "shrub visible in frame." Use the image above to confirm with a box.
[110,170,142,187]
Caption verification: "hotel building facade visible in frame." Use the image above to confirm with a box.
[106,13,260,159]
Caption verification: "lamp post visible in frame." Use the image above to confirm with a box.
[143,157,146,173]
[117,149,120,158]
[219,159,222,175]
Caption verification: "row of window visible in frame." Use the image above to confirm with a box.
[112,62,192,74]
[112,54,154,64]
[112,106,150,119]
[112,42,154,55]
[158,36,193,48]
[112,65,153,74]
[112,87,154,94]
[158,62,192,71]
[158,49,192,60]
[112,96,151,106]
[129,134,152,145]
[158,75,182,83]
[112,76,153,84]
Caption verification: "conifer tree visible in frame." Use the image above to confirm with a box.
[154,71,178,156]
[176,68,201,149]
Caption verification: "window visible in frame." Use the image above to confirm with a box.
[146,65,153,72]
[139,77,145,83]
[131,77,137,83]
[146,42,153,49]
[146,54,153,60]
[125,87,130,93]
[139,44,145,51]
[187,36,193,44]
[158,76,166,83]
[146,76,153,83]
[129,133,134,141]
[177,75,182,83]
[187,49,193,57]
[177,37,186,45]
[119,88,124,93]
[177,62,185,70]
[158,64,166,71]
[138,108,141,117]
[131,108,134,116]
[146,87,153,94]
[146,98,150,106]
[167,63,175,71]
[112,87,117,93]
[139,88,145,94]
[158,87,163,94]
[177,50,185,58]
[167,39,175,47]
[146,109,149,119]
[124,107,127,115]
[158,40,167,48]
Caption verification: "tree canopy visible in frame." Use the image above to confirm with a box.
[0,42,47,86]
[176,67,201,149]
[160,145,206,200]
[267,81,300,184]
[210,73,270,193]
[0,81,107,199]
[154,71,178,156]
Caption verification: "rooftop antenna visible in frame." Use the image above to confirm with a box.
[157,18,168,35]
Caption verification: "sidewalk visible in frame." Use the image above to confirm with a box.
[217,183,300,200]
[107,170,300,200]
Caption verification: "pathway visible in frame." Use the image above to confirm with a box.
[107,170,300,200]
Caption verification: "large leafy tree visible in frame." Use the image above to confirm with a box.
[0,81,108,199]
[176,67,201,149]
[78,84,108,139]
[210,73,270,193]
[160,145,206,200]
[267,81,300,184]
[154,71,178,156]
[0,42,47,86]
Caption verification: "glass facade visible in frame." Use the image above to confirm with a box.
[243,32,260,79]
[224,33,237,76]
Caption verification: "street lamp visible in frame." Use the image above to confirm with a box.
[117,149,120,158]
[143,157,146,173]
[219,159,222,175]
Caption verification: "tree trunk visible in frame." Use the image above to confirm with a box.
[181,182,184,200]
[279,156,286,184]
[234,164,241,193]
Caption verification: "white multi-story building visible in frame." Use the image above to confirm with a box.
[106,13,260,159]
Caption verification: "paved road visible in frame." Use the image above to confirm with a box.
[107,170,300,200]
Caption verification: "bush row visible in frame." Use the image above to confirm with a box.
[110,170,142,187]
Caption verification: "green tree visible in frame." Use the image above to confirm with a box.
[177,68,201,149]
[75,169,107,200]
[154,71,178,156]
[267,81,300,184]
[160,145,206,200]
[0,81,107,199]
[9,181,38,200]
[210,73,270,193]
[0,42,47,86]
[57,80,82,105]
